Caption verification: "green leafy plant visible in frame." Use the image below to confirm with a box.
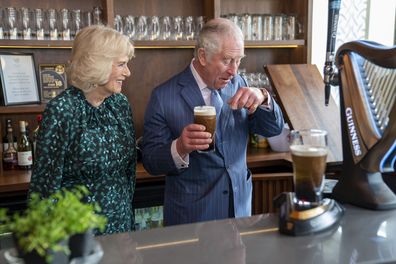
[0,186,107,263]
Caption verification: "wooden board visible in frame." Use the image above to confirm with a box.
[265,64,342,163]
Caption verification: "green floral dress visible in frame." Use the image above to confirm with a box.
[29,86,136,235]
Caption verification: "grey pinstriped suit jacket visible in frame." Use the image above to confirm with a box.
[142,66,284,226]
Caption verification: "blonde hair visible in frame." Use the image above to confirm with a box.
[67,25,134,92]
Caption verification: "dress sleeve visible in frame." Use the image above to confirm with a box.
[28,100,72,198]
[124,100,136,192]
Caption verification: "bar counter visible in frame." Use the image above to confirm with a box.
[2,205,393,263]
[96,205,396,264]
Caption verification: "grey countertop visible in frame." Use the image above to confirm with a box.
[97,205,396,264]
[2,205,396,263]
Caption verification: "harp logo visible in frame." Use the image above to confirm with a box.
[345,107,362,156]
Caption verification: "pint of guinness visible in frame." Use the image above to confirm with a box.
[194,106,216,152]
[289,129,328,208]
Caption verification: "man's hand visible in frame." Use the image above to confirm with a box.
[176,124,212,157]
[227,87,267,114]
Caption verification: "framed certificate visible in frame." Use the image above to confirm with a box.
[39,64,67,102]
[0,53,40,105]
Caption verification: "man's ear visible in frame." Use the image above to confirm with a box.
[197,48,207,66]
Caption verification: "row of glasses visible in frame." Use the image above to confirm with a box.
[223,13,298,41]
[114,15,205,41]
[239,69,271,91]
[0,6,103,40]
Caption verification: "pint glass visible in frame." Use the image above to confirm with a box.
[194,106,216,153]
[289,129,328,207]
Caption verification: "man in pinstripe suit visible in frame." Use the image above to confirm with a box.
[142,18,284,226]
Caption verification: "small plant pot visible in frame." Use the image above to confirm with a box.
[68,229,95,260]
[14,236,69,264]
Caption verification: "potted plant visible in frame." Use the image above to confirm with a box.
[0,186,107,264]
[52,186,107,259]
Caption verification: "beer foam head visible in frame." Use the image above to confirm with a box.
[290,145,328,157]
[194,106,216,116]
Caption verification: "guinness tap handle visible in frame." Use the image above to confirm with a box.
[324,0,341,106]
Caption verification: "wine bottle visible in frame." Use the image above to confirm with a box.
[17,120,33,170]
[3,123,18,170]
[2,119,17,152]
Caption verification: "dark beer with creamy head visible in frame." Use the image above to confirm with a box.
[194,106,216,152]
[290,145,328,204]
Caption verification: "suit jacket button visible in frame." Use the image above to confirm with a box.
[223,190,228,195]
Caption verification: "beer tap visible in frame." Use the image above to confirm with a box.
[323,0,341,106]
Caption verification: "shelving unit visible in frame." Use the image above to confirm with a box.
[0,0,310,183]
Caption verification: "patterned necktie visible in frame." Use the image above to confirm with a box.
[211,90,223,117]
[211,90,223,149]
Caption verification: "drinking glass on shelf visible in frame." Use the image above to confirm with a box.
[71,9,82,39]
[92,6,102,25]
[273,14,283,40]
[34,8,45,40]
[171,16,183,41]
[0,8,4,39]
[262,14,273,41]
[251,14,262,41]
[159,16,171,40]
[183,16,194,40]
[195,16,204,38]
[20,7,32,40]
[83,11,92,28]
[147,16,160,40]
[240,13,252,41]
[123,15,135,40]
[60,9,71,40]
[136,15,147,40]
[47,8,58,40]
[6,7,18,39]
[285,15,296,40]
[113,14,123,34]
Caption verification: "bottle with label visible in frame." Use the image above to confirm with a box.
[17,120,33,170]
[2,119,17,152]
[3,123,18,170]
[32,114,43,161]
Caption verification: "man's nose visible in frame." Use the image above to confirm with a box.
[227,61,238,76]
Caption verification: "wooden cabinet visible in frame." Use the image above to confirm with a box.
[0,0,309,174]
[0,0,310,137]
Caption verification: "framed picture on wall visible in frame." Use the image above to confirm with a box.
[0,52,40,106]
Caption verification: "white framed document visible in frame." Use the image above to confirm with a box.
[0,53,40,105]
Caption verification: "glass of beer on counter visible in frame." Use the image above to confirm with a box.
[194,106,216,153]
[289,129,328,208]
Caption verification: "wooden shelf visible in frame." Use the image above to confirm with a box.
[0,39,304,50]
[0,104,46,114]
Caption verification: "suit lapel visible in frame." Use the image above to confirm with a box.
[179,67,205,112]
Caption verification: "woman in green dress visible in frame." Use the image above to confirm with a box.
[29,25,136,235]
